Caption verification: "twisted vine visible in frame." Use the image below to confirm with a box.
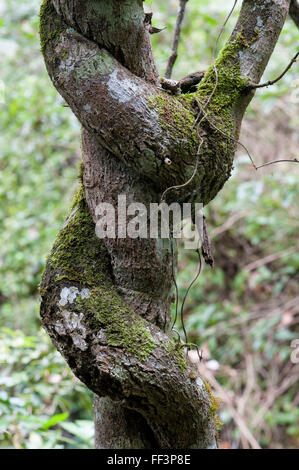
[39,0,291,449]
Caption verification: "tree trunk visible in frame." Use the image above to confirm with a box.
[39,0,291,448]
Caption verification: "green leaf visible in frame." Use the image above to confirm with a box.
[40,413,69,431]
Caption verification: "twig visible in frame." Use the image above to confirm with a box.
[254,158,298,169]
[247,51,299,89]
[201,216,214,267]
[211,211,248,239]
[165,0,189,79]
[243,245,299,272]
[194,97,299,170]
[179,71,205,93]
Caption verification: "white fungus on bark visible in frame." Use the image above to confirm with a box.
[58,286,90,306]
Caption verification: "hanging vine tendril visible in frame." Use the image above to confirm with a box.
[166,1,239,357]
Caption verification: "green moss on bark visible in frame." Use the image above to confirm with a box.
[148,93,198,159]
[163,342,188,372]
[44,187,156,361]
[77,286,156,361]
[40,0,67,54]
[195,35,249,113]
[48,186,109,285]
[149,35,249,138]
[146,35,252,206]
[203,378,222,432]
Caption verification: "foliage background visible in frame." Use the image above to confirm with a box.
[0,0,298,449]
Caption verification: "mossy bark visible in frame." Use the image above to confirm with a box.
[39,0,290,449]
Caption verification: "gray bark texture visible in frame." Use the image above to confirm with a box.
[39,0,290,449]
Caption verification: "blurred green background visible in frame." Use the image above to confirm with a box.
[0,0,298,449]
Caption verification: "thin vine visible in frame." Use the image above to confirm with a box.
[165,1,239,360]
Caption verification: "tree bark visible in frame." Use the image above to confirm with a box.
[39,0,290,449]
[289,0,299,28]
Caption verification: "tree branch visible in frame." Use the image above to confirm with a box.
[40,2,239,206]
[230,0,291,85]
[165,0,189,79]
[243,245,299,272]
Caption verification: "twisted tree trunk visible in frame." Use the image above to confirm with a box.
[39,0,291,449]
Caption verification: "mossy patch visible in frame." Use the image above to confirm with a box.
[194,34,249,113]
[149,34,249,142]
[49,186,109,286]
[147,34,252,205]
[203,378,223,432]
[77,286,156,361]
[148,93,198,147]
[45,187,156,361]
[40,0,67,55]
[163,341,188,372]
